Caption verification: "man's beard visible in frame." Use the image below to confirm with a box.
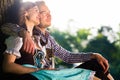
[37,23,50,28]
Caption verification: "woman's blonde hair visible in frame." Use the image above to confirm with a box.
[19,2,36,26]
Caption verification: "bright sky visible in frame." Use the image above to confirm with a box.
[23,0,120,32]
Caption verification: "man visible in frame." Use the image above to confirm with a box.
[1,1,114,80]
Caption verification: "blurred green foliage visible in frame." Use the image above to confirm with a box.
[49,26,120,80]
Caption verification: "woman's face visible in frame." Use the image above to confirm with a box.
[26,6,40,25]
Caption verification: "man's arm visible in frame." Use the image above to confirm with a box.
[1,23,24,36]
[49,36,109,73]
[1,23,35,54]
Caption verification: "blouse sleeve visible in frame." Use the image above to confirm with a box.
[4,36,23,58]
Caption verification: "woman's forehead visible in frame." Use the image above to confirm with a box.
[28,6,39,12]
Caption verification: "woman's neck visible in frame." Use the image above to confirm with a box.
[25,20,34,36]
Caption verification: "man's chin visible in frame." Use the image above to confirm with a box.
[47,23,51,26]
[35,22,40,26]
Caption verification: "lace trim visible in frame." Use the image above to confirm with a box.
[5,49,21,59]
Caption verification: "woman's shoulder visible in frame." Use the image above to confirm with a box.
[6,36,22,41]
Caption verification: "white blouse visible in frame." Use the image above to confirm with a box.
[5,36,23,58]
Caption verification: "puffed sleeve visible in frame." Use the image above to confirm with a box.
[4,36,23,58]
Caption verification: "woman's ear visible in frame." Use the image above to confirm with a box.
[24,11,28,16]
[24,11,30,20]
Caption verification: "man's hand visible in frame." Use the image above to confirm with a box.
[91,53,109,73]
[22,31,35,55]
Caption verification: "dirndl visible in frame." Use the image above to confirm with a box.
[23,64,95,80]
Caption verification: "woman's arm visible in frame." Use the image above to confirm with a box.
[2,53,37,74]
[2,36,37,74]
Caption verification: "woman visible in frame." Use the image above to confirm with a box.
[2,1,40,80]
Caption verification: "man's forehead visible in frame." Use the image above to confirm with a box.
[39,9,50,13]
[38,5,49,11]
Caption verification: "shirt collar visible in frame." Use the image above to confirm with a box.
[33,27,50,46]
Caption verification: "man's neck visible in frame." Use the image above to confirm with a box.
[36,26,46,35]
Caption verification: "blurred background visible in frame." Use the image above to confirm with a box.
[0,0,120,79]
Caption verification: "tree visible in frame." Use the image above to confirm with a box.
[50,28,91,68]
[0,0,21,78]
[84,26,119,79]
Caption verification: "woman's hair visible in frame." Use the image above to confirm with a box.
[5,1,36,26]
[19,2,36,26]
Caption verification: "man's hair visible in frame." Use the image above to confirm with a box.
[35,1,45,11]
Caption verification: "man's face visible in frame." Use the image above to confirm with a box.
[39,4,51,28]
